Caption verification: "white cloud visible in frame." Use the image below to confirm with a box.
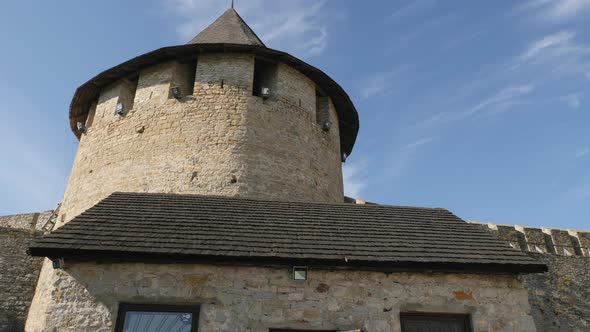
[463,85,535,117]
[358,65,411,99]
[518,0,590,22]
[519,31,577,61]
[342,163,367,198]
[560,92,583,108]
[390,0,437,20]
[576,147,590,158]
[163,0,335,58]
[515,31,590,79]
[401,137,435,151]
[382,137,435,181]
[546,0,590,20]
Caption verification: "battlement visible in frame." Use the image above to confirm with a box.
[469,221,590,257]
[0,211,52,232]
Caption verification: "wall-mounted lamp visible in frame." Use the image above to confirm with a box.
[52,258,65,269]
[115,102,125,116]
[261,87,271,100]
[76,122,86,133]
[342,153,348,163]
[322,120,332,132]
[293,266,308,281]
[171,86,182,99]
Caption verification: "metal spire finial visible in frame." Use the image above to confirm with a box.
[231,0,234,8]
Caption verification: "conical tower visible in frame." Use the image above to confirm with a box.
[61,6,359,224]
[188,8,265,46]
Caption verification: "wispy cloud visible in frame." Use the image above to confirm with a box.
[518,31,577,61]
[559,92,583,108]
[377,137,437,181]
[464,85,535,117]
[401,137,435,151]
[342,163,367,198]
[358,65,412,99]
[441,29,487,51]
[515,30,590,78]
[576,147,590,158]
[390,0,437,20]
[516,0,590,22]
[163,0,336,58]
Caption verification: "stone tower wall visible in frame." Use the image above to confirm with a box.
[59,53,342,224]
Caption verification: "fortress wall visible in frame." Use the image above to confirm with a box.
[0,212,51,332]
[470,222,590,331]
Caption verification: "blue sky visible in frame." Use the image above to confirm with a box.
[0,0,588,229]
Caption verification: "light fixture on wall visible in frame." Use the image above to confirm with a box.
[115,102,125,116]
[171,86,182,99]
[342,153,348,163]
[322,120,332,132]
[261,87,271,100]
[293,266,308,281]
[76,121,86,133]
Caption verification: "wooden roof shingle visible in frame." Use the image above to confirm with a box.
[29,192,546,273]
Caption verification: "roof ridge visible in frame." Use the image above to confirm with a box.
[187,8,265,46]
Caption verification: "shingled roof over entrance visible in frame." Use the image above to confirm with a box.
[30,193,546,273]
[188,8,265,46]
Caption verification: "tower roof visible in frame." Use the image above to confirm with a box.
[188,8,265,46]
[69,8,360,156]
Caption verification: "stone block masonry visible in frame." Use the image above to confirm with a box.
[59,53,343,226]
[0,212,51,332]
[471,222,590,332]
[24,262,536,332]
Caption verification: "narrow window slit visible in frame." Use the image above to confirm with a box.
[253,58,277,98]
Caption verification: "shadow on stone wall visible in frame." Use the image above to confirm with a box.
[0,212,50,332]
[0,310,23,332]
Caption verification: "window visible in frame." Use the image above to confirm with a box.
[270,330,337,332]
[115,303,200,332]
[400,313,471,332]
[169,60,197,99]
[253,58,277,98]
[315,90,329,126]
[116,76,139,115]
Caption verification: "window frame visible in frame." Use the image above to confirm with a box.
[114,303,200,332]
[400,312,472,332]
[269,329,337,332]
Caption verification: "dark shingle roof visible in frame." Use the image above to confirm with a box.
[29,192,546,273]
[188,8,265,46]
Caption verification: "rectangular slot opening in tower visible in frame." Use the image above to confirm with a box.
[315,89,329,125]
[253,58,277,98]
[169,59,197,99]
[116,75,139,115]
